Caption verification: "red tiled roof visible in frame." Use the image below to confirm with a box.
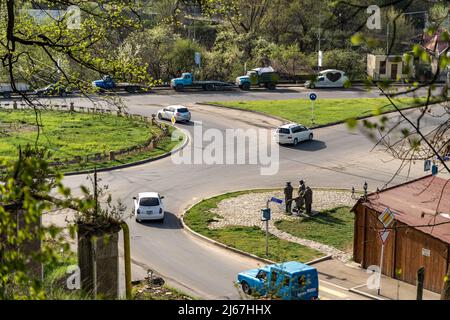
[362,175,450,244]
[423,30,450,55]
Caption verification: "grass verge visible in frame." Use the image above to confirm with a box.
[184,190,323,263]
[207,97,427,127]
[275,207,354,252]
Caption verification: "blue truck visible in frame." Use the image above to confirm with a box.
[92,75,147,93]
[170,73,233,91]
[237,261,319,300]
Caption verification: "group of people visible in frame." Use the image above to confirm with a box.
[283,180,313,215]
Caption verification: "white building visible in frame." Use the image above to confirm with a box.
[367,54,414,81]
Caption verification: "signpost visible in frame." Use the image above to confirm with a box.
[261,197,282,257]
[309,93,317,125]
[377,207,395,295]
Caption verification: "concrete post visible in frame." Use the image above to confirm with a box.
[77,224,120,299]
[70,102,75,112]
[109,151,115,161]
[13,101,17,109]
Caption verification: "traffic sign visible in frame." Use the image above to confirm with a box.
[379,228,390,244]
[171,115,176,125]
[261,208,271,221]
[378,207,394,228]
[309,93,317,101]
[270,197,283,204]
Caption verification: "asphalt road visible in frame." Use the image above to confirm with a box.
[33,88,446,300]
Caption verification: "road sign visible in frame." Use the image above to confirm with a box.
[378,228,390,244]
[378,207,394,228]
[261,208,271,221]
[171,115,176,125]
[270,197,283,204]
[309,93,317,101]
[195,52,201,66]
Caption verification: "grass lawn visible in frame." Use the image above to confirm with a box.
[0,109,183,171]
[207,97,426,127]
[184,190,324,263]
[275,207,354,252]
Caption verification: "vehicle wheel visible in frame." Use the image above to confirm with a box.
[37,92,43,98]
[242,83,251,91]
[60,91,68,97]
[135,218,141,223]
[267,82,276,90]
[309,133,313,141]
[310,83,315,89]
[293,138,299,146]
[175,84,184,92]
[158,113,162,120]
[241,282,252,295]
[205,84,214,91]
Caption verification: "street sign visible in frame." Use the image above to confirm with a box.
[378,207,394,228]
[309,93,317,101]
[270,197,283,204]
[171,115,176,125]
[378,228,390,244]
[195,52,201,66]
[261,208,271,221]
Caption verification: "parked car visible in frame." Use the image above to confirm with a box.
[236,66,280,90]
[133,192,165,222]
[36,83,70,97]
[157,105,191,122]
[304,69,349,89]
[274,123,313,145]
[237,261,319,300]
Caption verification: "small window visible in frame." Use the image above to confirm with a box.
[270,271,278,285]
[298,275,306,287]
[318,77,325,82]
[139,197,160,206]
[177,108,189,113]
[278,128,290,134]
[379,61,387,74]
[256,271,267,281]
[283,276,291,287]
[292,126,301,133]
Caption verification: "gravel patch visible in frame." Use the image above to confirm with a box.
[209,189,356,262]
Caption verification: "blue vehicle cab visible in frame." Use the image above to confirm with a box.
[237,261,319,300]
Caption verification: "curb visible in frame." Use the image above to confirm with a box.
[349,285,387,301]
[179,187,356,266]
[63,128,189,176]
[199,102,436,131]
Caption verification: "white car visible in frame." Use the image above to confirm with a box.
[157,105,191,122]
[305,69,349,89]
[274,123,313,145]
[133,192,165,222]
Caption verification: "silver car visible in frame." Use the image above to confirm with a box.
[157,105,191,122]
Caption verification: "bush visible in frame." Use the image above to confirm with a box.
[322,49,366,80]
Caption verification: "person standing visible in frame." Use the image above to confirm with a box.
[283,182,293,214]
[304,186,313,215]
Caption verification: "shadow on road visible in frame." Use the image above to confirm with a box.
[137,211,182,230]
[284,139,327,152]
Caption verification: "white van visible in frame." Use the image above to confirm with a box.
[305,69,349,89]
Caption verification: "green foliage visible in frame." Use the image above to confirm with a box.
[0,146,79,299]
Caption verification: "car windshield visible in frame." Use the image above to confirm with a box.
[177,108,189,113]
[278,128,290,134]
[139,197,159,206]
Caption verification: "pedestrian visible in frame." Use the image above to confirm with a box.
[304,186,313,215]
[283,182,293,214]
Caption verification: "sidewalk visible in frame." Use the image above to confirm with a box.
[313,259,441,300]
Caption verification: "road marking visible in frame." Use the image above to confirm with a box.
[320,285,348,298]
